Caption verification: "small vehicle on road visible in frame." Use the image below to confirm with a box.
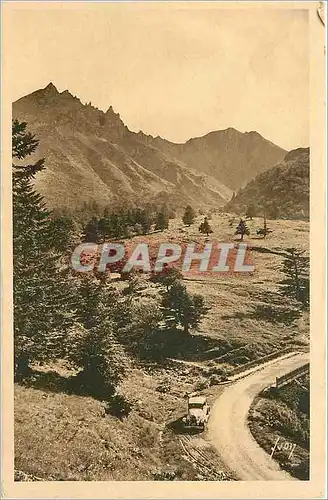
[182,395,210,430]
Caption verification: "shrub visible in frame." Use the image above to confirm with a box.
[106,393,133,419]
[152,469,176,481]
[156,377,171,394]
[137,425,157,447]
[209,374,221,386]
[194,377,209,391]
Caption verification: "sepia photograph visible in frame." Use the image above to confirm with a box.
[0,1,326,499]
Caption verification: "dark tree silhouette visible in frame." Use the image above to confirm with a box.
[161,281,210,334]
[12,120,74,378]
[279,248,309,308]
[182,205,196,226]
[235,219,250,241]
[198,217,213,236]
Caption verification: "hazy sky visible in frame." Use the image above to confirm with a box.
[6,4,309,150]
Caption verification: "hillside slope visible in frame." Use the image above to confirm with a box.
[224,148,309,220]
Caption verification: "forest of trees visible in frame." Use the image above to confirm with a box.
[82,205,170,243]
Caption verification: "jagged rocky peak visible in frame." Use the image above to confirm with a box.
[102,105,127,137]
[19,82,81,108]
[35,83,83,104]
[44,82,59,94]
[27,82,60,100]
[105,105,120,117]
[61,89,75,98]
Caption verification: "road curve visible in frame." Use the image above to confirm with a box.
[207,352,309,481]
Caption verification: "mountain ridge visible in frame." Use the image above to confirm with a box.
[13,83,287,213]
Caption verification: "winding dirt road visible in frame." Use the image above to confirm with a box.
[207,352,309,481]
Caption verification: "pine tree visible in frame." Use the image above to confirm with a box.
[279,248,309,308]
[110,213,124,238]
[155,211,169,231]
[161,281,209,334]
[150,266,183,290]
[140,209,152,234]
[69,321,126,400]
[48,214,77,251]
[256,214,272,238]
[198,216,213,236]
[82,217,101,243]
[69,276,127,399]
[125,209,135,226]
[182,205,196,226]
[12,120,74,377]
[98,215,112,241]
[235,218,250,241]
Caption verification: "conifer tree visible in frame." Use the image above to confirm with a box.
[150,266,183,290]
[140,209,152,234]
[161,281,209,334]
[182,205,196,226]
[256,214,272,238]
[69,321,126,399]
[155,211,169,231]
[48,214,77,251]
[235,218,250,241]
[279,248,309,308]
[69,276,127,399]
[110,213,124,238]
[12,120,74,377]
[198,216,213,236]
[82,217,101,243]
[98,215,112,241]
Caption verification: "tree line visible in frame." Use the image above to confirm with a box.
[83,205,172,243]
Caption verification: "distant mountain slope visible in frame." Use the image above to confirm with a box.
[140,128,286,190]
[12,84,232,212]
[13,83,286,213]
[224,148,310,220]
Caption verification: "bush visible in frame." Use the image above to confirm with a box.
[194,377,209,391]
[206,365,227,377]
[152,469,176,481]
[258,399,309,448]
[209,374,221,386]
[106,393,133,419]
[293,458,310,481]
[156,377,171,394]
[138,424,157,447]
